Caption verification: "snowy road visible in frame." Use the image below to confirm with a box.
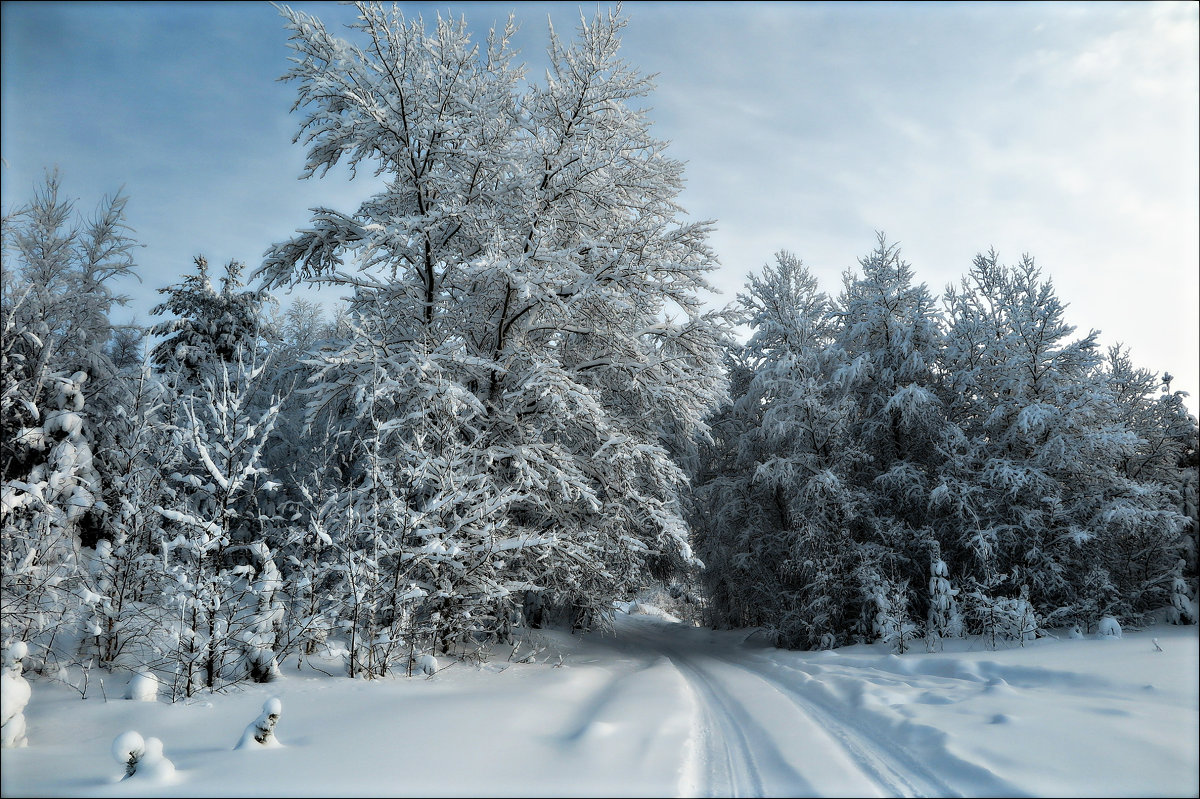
[3,610,1197,798]
[614,616,1010,798]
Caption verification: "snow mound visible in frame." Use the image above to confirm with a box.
[1098,616,1122,639]
[616,600,681,623]
[125,670,159,702]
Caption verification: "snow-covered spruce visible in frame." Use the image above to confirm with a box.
[926,549,963,650]
[692,238,1197,650]
[1,642,31,748]
[112,731,145,777]
[112,731,175,782]
[236,697,282,749]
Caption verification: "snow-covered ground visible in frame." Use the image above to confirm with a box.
[3,609,1197,798]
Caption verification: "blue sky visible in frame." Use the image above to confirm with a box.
[3,1,1197,406]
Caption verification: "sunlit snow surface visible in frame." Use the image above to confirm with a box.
[2,611,1196,797]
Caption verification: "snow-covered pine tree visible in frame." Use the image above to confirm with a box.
[738,253,862,648]
[1102,347,1199,620]
[825,235,946,635]
[926,541,962,650]
[150,257,272,389]
[687,347,773,631]
[941,252,1190,627]
[259,3,728,636]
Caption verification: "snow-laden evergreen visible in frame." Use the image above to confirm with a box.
[235,696,282,749]
[692,237,1198,649]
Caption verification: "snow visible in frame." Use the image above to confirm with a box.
[124,672,158,703]
[2,613,1196,797]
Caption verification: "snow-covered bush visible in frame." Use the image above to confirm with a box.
[864,572,920,654]
[136,736,176,782]
[967,584,1039,648]
[1165,560,1197,625]
[1098,616,1122,639]
[125,670,158,702]
[238,543,285,683]
[236,697,282,749]
[1,641,31,747]
[416,654,438,677]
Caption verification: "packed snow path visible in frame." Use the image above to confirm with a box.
[611,616,1015,797]
[2,611,1197,797]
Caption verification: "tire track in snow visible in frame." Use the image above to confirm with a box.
[708,654,955,797]
[623,625,821,797]
[737,655,1026,798]
[621,619,1009,797]
[669,651,785,797]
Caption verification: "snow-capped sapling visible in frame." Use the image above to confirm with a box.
[236,697,282,748]
[112,731,174,781]
[112,731,145,777]
[137,737,176,782]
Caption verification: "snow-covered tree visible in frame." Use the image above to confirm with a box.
[690,252,864,648]
[1,370,103,671]
[2,173,145,672]
[150,256,272,389]
[941,252,1190,626]
[864,571,920,654]
[79,362,174,670]
[236,697,282,749]
[926,542,962,649]
[699,236,1194,649]
[259,2,728,636]
[154,346,285,696]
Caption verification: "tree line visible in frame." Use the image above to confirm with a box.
[689,243,1197,651]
